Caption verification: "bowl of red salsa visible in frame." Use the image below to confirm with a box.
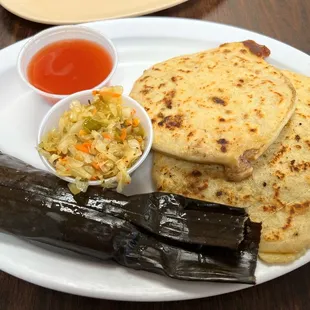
[17,25,118,104]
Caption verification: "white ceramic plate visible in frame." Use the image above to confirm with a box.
[0,0,187,25]
[0,17,309,302]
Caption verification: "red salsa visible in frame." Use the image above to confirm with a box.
[27,39,113,95]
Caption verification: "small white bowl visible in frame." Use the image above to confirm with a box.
[17,25,118,105]
[37,89,153,187]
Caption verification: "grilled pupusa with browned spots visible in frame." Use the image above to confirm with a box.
[153,70,310,264]
[130,41,296,181]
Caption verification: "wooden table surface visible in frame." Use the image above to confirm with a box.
[1,0,310,309]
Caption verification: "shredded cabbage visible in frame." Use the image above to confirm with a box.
[38,86,145,194]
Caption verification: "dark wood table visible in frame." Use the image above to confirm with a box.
[1,0,310,309]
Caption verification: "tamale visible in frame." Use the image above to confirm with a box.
[0,152,261,283]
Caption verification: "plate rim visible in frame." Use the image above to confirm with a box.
[0,16,309,301]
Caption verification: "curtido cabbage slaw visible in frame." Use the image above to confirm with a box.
[38,86,145,194]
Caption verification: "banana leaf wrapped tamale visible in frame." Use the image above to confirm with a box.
[0,152,261,284]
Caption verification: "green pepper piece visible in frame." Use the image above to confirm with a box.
[83,117,102,132]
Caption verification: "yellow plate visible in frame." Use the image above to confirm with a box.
[0,0,188,25]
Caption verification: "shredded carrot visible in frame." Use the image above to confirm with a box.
[92,108,97,115]
[132,118,140,127]
[120,128,127,141]
[102,133,111,139]
[99,91,121,98]
[125,119,132,126]
[79,129,87,136]
[91,162,100,170]
[75,142,92,153]
[90,176,99,181]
